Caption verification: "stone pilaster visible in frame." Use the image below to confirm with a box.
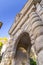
[29,7,43,65]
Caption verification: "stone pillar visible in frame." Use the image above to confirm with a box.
[29,7,43,65]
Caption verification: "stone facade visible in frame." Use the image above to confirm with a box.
[0,0,43,65]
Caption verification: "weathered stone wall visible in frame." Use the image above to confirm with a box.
[0,0,43,65]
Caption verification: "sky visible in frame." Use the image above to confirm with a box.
[0,0,27,38]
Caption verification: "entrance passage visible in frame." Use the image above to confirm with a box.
[15,32,31,65]
[15,47,28,65]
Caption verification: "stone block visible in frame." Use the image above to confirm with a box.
[37,50,43,65]
[35,35,43,53]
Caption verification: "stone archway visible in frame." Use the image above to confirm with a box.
[14,32,32,65]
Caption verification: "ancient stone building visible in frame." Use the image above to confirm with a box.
[0,0,43,65]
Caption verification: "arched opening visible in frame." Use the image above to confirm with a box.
[15,32,32,65]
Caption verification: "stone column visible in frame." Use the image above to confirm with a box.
[29,7,43,65]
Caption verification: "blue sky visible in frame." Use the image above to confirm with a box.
[0,0,27,38]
